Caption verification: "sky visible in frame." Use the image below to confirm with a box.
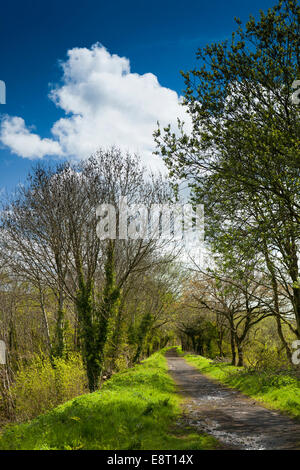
[0,0,277,193]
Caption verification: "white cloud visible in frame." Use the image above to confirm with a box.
[0,116,63,159]
[0,44,191,170]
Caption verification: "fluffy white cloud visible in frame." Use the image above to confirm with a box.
[0,116,63,159]
[0,44,191,170]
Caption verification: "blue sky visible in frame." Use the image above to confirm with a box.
[0,0,277,192]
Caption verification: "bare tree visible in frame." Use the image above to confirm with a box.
[1,148,176,391]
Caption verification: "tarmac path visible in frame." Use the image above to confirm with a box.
[166,349,300,450]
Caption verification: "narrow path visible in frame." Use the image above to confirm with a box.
[166,349,300,450]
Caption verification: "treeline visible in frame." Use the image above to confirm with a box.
[155,0,300,366]
[0,148,179,422]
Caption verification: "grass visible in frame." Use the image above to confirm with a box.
[177,347,300,419]
[0,349,219,450]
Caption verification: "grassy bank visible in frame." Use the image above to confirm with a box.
[0,349,218,450]
[178,348,300,419]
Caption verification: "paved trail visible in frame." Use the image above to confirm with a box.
[166,349,300,450]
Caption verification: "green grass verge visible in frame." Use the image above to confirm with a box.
[177,347,300,419]
[0,349,219,450]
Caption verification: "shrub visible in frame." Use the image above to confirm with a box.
[11,354,88,421]
[249,346,291,370]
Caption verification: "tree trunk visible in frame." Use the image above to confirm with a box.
[106,302,124,372]
[217,331,224,357]
[287,238,300,339]
[263,244,293,363]
[52,289,65,359]
[230,321,236,365]
[133,312,152,363]
[38,287,52,352]
[0,361,16,420]
[275,314,293,364]
[236,342,244,367]
[292,286,300,339]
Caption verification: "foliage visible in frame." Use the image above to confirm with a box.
[0,350,219,450]
[155,0,300,363]
[8,354,87,422]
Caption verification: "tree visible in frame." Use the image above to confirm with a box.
[2,148,175,391]
[184,250,275,366]
[154,0,300,339]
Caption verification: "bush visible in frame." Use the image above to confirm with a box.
[247,346,291,370]
[11,354,88,421]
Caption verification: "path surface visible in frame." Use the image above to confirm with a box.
[166,349,300,450]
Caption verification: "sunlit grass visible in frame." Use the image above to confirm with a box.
[0,349,219,450]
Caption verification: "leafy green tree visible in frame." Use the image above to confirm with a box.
[155,0,300,339]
